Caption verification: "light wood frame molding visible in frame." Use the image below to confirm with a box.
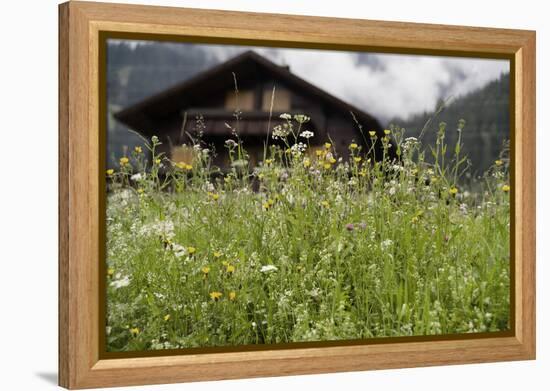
[58,1,536,388]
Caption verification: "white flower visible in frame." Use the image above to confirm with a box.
[293,114,310,124]
[110,275,130,289]
[260,265,278,273]
[290,142,306,154]
[172,243,187,258]
[130,173,143,181]
[279,113,292,120]
[272,124,291,139]
[300,130,314,139]
[381,239,394,251]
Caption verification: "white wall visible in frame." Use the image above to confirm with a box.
[0,0,546,389]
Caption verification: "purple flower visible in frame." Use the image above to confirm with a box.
[358,222,367,230]
[345,223,355,231]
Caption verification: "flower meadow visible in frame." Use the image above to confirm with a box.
[105,114,510,352]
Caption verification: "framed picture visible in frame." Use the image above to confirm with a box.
[58,1,536,389]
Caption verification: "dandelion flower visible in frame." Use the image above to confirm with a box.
[188,247,196,255]
[449,187,458,196]
[119,157,129,166]
[134,146,142,153]
[229,291,236,301]
[226,265,235,274]
[502,184,510,192]
[185,164,193,171]
[201,266,210,275]
[209,291,223,301]
[321,200,330,208]
[315,150,324,157]
[106,169,114,176]
[303,158,311,168]
[213,251,222,258]
[323,163,331,170]
[164,314,171,321]
[129,327,140,337]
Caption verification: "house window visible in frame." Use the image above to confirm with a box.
[262,88,290,111]
[225,89,255,111]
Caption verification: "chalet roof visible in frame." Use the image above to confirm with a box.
[114,50,381,136]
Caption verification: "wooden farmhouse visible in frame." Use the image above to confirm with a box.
[114,50,385,167]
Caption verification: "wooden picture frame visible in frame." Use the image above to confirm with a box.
[58,1,536,388]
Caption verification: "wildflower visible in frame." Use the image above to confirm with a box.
[328,157,337,164]
[131,173,143,181]
[300,130,314,139]
[279,113,292,120]
[213,251,222,258]
[272,124,291,139]
[187,247,196,255]
[129,327,140,337]
[201,266,210,276]
[134,146,142,153]
[119,157,129,166]
[110,276,130,289]
[225,139,238,147]
[353,157,362,163]
[358,222,367,230]
[411,216,419,224]
[324,142,331,149]
[345,223,354,231]
[323,163,331,170]
[449,187,458,196]
[303,158,311,168]
[290,142,307,154]
[185,164,193,171]
[154,158,161,165]
[209,291,223,301]
[315,150,324,157]
[384,129,391,135]
[106,169,114,176]
[359,169,367,177]
[495,159,503,166]
[137,188,144,194]
[502,184,510,192]
[107,267,114,277]
[260,265,278,273]
[349,143,358,150]
[381,239,394,251]
[262,201,271,210]
[294,114,310,124]
[368,131,376,137]
[226,264,235,274]
[164,314,171,321]
[208,192,220,201]
[321,200,330,208]
[229,291,236,301]
[265,158,274,165]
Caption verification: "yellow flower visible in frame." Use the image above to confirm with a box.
[154,158,161,165]
[265,159,274,165]
[262,201,272,210]
[221,260,229,267]
[303,158,311,168]
[321,200,329,208]
[411,216,419,224]
[137,188,144,194]
[106,169,114,176]
[164,314,170,321]
[359,169,367,177]
[209,291,222,301]
[354,157,362,163]
[208,192,220,201]
[175,161,186,169]
[384,129,391,135]
[185,164,193,171]
[502,184,510,192]
[107,267,114,277]
[119,157,129,166]
[328,157,337,164]
[315,150,324,157]
[258,173,265,180]
[267,199,275,206]
[324,142,332,149]
[134,146,142,153]
[129,327,140,337]
[213,251,222,258]
[201,266,210,275]
[449,187,458,195]
[430,176,439,183]
[368,131,376,137]
[226,264,235,274]
[495,159,503,166]
[229,291,236,301]
[323,163,331,170]
[349,143,358,150]
[188,247,196,255]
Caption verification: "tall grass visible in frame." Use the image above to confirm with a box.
[105,115,510,351]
